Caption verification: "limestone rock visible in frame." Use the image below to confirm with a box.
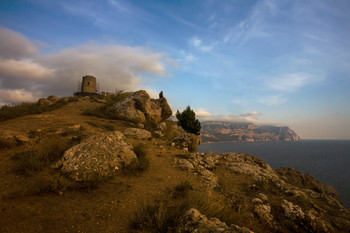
[252,198,263,205]
[281,199,305,220]
[123,128,152,140]
[177,208,254,233]
[258,193,268,202]
[47,95,58,102]
[111,90,172,126]
[52,131,137,181]
[38,98,51,106]
[112,98,146,124]
[152,97,172,121]
[153,130,165,138]
[254,204,273,225]
[0,129,30,148]
[156,122,167,132]
[171,125,201,152]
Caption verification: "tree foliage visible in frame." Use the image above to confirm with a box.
[176,106,201,135]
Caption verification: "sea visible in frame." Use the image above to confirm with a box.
[197,140,350,209]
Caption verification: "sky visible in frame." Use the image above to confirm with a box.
[0,0,350,139]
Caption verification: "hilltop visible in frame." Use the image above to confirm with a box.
[201,121,300,143]
[0,92,349,233]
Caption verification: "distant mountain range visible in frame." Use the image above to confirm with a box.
[201,121,300,143]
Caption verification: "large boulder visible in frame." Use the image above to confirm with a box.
[111,90,172,126]
[52,131,137,181]
[152,98,172,121]
[111,98,146,124]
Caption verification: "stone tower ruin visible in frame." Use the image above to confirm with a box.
[81,75,97,93]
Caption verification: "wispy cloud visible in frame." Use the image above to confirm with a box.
[258,95,286,106]
[189,37,214,52]
[268,73,321,92]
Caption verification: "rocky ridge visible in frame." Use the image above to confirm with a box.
[201,121,300,143]
[174,152,350,232]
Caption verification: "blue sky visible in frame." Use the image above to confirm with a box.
[0,0,350,139]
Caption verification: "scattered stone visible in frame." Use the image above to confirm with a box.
[258,193,268,202]
[177,208,254,233]
[281,199,305,220]
[156,122,167,132]
[252,198,263,205]
[254,204,273,225]
[153,130,165,138]
[0,129,30,147]
[95,99,107,103]
[123,128,152,140]
[175,158,194,171]
[52,131,137,181]
[136,123,144,129]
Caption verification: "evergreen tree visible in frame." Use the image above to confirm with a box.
[176,106,201,135]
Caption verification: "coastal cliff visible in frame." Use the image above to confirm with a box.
[201,121,300,143]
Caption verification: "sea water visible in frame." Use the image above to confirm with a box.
[198,140,350,208]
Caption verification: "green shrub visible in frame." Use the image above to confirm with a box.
[176,106,201,135]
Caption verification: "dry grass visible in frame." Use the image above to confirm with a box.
[12,135,73,176]
[83,91,132,119]
[0,97,79,122]
[127,144,150,172]
[131,181,245,233]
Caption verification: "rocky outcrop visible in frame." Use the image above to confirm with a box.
[174,152,350,232]
[52,131,137,181]
[170,124,201,152]
[123,128,152,140]
[111,90,172,126]
[201,121,300,143]
[177,208,254,233]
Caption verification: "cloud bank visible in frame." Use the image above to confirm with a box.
[0,27,172,105]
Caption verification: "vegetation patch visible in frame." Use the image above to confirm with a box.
[12,135,73,176]
[83,91,132,119]
[127,144,150,172]
[0,97,79,122]
[131,182,242,233]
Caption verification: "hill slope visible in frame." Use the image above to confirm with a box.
[0,95,349,233]
[201,121,300,143]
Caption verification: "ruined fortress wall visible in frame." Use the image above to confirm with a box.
[81,75,97,93]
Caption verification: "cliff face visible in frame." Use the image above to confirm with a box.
[201,121,300,143]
